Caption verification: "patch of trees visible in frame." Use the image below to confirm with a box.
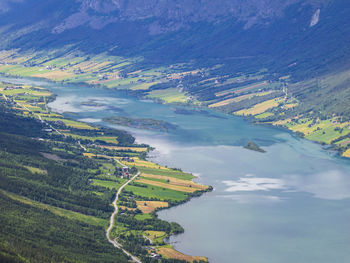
[118,232,149,257]
[0,103,47,138]
[117,214,184,234]
[0,131,115,218]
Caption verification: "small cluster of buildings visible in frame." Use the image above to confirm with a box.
[122,166,130,178]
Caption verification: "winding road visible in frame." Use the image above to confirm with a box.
[13,98,88,151]
[106,167,142,263]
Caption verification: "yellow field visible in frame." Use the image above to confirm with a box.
[136,201,169,213]
[273,117,298,126]
[235,97,283,116]
[167,70,200,80]
[157,247,208,263]
[283,103,298,109]
[286,119,316,135]
[2,88,52,97]
[272,117,350,145]
[343,149,350,158]
[209,91,273,108]
[83,153,112,159]
[24,166,47,175]
[147,87,189,103]
[122,158,168,170]
[97,145,148,152]
[141,174,208,190]
[137,178,198,193]
[255,112,274,119]
[33,70,75,80]
[286,119,350,136]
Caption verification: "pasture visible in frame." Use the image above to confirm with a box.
[92,179,125,191]
[141,173,208,191]
[125,183,188,201]
[147,87,189,103]
[235,97,283,116]
[137,167,194,180]
[136,201,169,213]
[136,178,199,193]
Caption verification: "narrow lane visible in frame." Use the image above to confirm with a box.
[106,164,142,263]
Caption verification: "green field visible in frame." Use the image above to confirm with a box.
[134,213,153,221]
[92,179,126,190]
[147,87,189,103]
[138,167,194,180]
[125,183,188,201]
[255,112,274,119]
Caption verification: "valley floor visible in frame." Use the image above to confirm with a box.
[0,48,349,158]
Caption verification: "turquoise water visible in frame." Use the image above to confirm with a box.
[2,76,350,263]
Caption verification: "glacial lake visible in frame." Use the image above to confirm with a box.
[2,75,350,263]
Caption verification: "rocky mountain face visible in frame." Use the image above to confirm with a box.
[53,0,305,34]
[0,0,348,79]
[0,0,329,34]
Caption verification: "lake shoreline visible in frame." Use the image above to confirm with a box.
[0,73,212,262]
[2,73,350,263]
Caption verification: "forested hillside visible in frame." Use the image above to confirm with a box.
[0,102,130,262]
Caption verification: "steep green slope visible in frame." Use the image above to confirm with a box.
[0,102,129,262]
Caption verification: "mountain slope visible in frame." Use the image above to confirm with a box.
[0,0,348,80]
[0,0,349,149]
